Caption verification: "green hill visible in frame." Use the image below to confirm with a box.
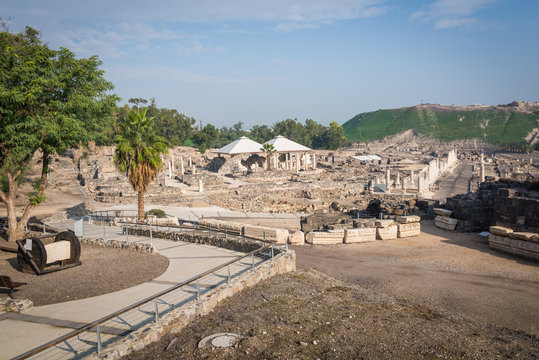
[343,102,539,145]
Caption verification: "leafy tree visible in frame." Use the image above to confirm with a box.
[193,124,219,153]
[250,125,274,143]
[0,26,118,241]
[313,122,346,150]
[114,109,168,222]
[261,143,276,170]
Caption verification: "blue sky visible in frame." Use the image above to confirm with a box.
[2,0,539,128]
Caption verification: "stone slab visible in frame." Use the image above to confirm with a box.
[376,225,398,240]
[434,208,453,217]
[489,226,514,236]
[397,222,421,238]
[289,231,305,245]
[507,232,536,242]
[395,215,421,224]
[489,234,539,261]
[306,230,345,245]
[435,216,457,231]
[344,228,376,243]
[243,226,289,244]
[374,219,394,228]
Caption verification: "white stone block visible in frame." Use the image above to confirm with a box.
[397,222,421,238]
[344,228,376,243]
[395,215,420,224]
[434,208,453,217]
[434,216,457,231]
[306,230,345,245]
[376,225,398,240]
[375,219,394,228]
[289,231,305,245]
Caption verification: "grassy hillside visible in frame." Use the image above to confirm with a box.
[343,105,539,145]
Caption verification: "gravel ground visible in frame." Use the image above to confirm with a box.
[293,220,539,335]
[0,242,169,306]
[124,268,538,360]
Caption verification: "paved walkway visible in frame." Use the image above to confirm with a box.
[433,161,475,202]
[97,204,303,222]
[0,220,261,359]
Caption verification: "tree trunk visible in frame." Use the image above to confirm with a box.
[138,191,145,223]
[266,154,270,170]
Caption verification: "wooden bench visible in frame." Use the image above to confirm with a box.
[0,275,27,299]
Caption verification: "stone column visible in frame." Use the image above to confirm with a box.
[480,163,485,183]
[418,173,424,193]
[395,171,400,187]
[296,153,300,172]
[192,165,196,174]
[313,153,316,169]
[385,168,391,187]
[188,156,192,168]
[410,170,415,184]
[180,156,185,175]
[198,179,204,192]
[168,160,172,179]
[171,157,175,173]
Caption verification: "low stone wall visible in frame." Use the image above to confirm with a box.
[87,250,296,360]
[79,237,156,254]
[124,227,262,253]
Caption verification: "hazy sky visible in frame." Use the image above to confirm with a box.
[3,0,539,128]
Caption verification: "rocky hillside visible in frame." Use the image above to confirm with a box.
[343,101,539,145]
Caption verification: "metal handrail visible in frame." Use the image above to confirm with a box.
[14,243,277,360]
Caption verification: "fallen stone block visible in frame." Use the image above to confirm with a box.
[508,232,536,242]
[243,226,289,244]
[435,216,457,231]
[397,222,421,238]
[289,230,305,245]
[375,219,394,228]
[376,225,397,240]
[434,208,453,217]
[344,228,376,243]
[306,230,345,245]
[489,226,514,236]
[395,215,421,224]
[353,219,376,228]
[489,234,539,261]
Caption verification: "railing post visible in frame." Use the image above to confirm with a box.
[43,224,46,234]
[227,266,231,283]
[154,298,159,323]
[149,224,153,247]
[264,232,266,242]
[196,279,200,300]
[271,245,274,259]
[209,224,211,236]
[89,215,92,225]
[60,214,64,232]
[97,325,102,354]
[285,241,288,251]
[103,221,106,240]
[251,253,254,271]
[125,223,129,244]
[225,228,228,239]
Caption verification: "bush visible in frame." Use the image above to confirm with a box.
[146,209,166,218]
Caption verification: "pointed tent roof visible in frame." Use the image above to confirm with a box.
[214,136,263,155]
[264,135,311,152]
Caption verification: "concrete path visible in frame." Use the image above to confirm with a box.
[97,204,304,222]
[0,221,259,359]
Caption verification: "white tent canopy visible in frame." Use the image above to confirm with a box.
[264,135,311,152]
[214,136,263,155]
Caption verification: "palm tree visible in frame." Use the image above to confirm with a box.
[261,143,276,170]
[114,108,168,222]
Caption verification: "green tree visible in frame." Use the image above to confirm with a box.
[250,125,274,143]
[261,143,276,170]
[313,122,346,150]
[114,109,168,222]
[193,124,219,153]
[0,26,118,241]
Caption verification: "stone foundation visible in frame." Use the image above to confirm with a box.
[306,230,345,244]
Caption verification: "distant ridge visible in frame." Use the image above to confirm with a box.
[342,101,539,145]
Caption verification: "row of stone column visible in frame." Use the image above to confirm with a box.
[167,155,194,178]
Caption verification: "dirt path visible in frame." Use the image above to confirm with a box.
[433,160,474,202]
[293,220,539,335]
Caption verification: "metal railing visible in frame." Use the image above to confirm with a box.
[14,242,282,360]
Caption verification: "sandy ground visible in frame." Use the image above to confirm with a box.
[293,220,539,335]
[124,268,539,360]
[0,243,168,306]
